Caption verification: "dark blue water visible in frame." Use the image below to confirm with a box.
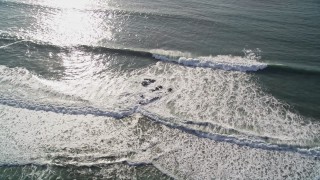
[0,0,319,179]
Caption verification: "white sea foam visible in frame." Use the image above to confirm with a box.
[0,105,319,179]
[0,61,319,147]
[0,53,320,179]
[0,40,26,49]
[138,62,320,147]
[152,54,267,72]
[149,49,192,58]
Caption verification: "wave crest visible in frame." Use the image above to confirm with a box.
[152,54,267,72]
[0,31,267,72]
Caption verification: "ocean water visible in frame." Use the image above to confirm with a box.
[0,0,320,179]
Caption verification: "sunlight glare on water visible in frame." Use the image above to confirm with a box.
[21,0,107,9]
[17,0,126,80]
[1,0,320,179]
[13,0,125,47]
[31,8,113,46]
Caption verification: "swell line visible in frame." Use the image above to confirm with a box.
[138,108,320,158]
[0,160,153,168]
[0,97,136,119]
[77,45,154,58]
[0,40,26,49]
[264,64,320,75]
[1,96,319,157]
[0,35,154,58]
[2,34,320,74]
[0,36,266,72]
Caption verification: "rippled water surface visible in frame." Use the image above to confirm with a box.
[0,0,320,179]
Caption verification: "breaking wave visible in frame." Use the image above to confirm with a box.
[152,54,267,72]
[1,96,320,157]
[0,33,268,72]
[3,32,320,75]
[0,63,319,153]
[1,105,320,179]
[0,49,319,178]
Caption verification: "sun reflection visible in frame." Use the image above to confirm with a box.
[46,0,93,9]
[31,8,114,46]
[23,0,107,10]
[18,0,124,47]
[16,0,128,79]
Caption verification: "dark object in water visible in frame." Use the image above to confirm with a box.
[151,85,163,92]
[141,79,156,87]
[139,97,160,105]
[168,88,173,92]
[149,96,160,102]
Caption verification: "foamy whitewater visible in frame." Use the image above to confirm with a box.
[152,54,267,72]
[1,59,320,179]
[1,0,320,179]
